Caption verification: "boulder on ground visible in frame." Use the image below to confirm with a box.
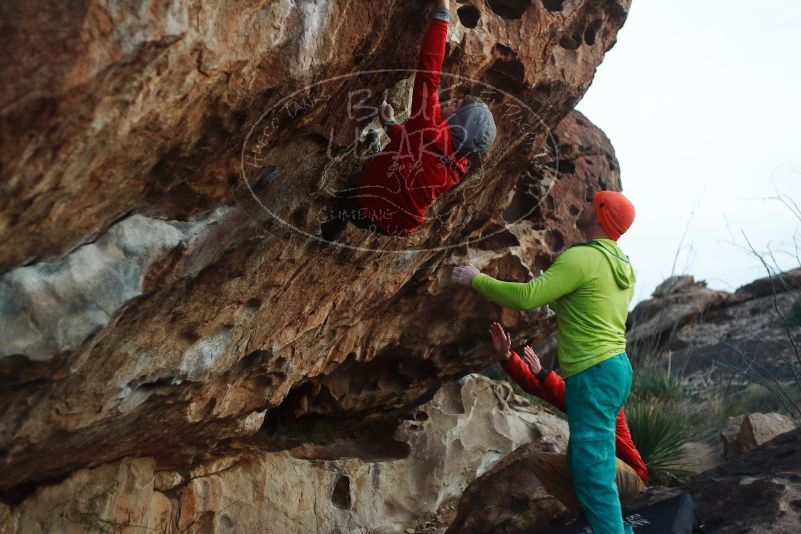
[446,438,572,534]
[720,412,798,460]
[688,425,801,533]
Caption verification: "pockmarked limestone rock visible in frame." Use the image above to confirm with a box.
[0,0,630,523]
[0,376,568,533]
[720,412,798,460]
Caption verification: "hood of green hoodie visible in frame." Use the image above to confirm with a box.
[588,239,636,289]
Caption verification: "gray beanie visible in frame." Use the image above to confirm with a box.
[446,101,497,156]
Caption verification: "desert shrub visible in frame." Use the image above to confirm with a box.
[692,382,801,442]
[786,295,801,327]
[626,399,691,483]
[481,362,507,382]
[686,393,743,442]
[738,382,799,414]
[630,368,686,404]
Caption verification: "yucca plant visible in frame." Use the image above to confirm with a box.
[631,368,686,404]
[626,399,691,483]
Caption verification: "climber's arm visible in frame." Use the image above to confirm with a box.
[471,248,588,311]
[382,120,402,142]
[501,352,568,412]
[407,4,449,131]
[615,408,650,482]
[538,369,567,412]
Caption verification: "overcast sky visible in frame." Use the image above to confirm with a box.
[576,0,801,305]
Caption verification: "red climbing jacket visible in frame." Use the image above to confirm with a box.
[502,351,650,482]
[356,17,469,236]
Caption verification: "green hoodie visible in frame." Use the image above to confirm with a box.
[472,239,636,378]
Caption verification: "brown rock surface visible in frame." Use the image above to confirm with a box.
[686,425,801,533]
[0,0,628,269]
[0,375,568,533]
[447,425,801,534]
[627,276,730,348]
[720,412,798,460]
[0,0,630,517]
[445,439,569,534]
[626,270,801,390]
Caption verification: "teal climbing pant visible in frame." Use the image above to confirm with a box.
[564,352,634,534]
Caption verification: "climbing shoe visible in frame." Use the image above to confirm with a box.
[365,128,380,154]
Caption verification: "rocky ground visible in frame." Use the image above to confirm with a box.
[627,269,801,391]
[433,407,801,533]
[627,269,801,445]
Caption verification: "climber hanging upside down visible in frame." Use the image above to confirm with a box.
[319,0,497,241]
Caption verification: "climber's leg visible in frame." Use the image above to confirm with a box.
[319,167,394,241]
[615,459,645,502]
[319,172,364,242]
[564,353,633,534]
[319,201,350,242]
[530,453,644,515]
[530,452,581,513]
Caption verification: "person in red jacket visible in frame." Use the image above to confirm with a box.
[489,322,648,513]
[319,0,496,241]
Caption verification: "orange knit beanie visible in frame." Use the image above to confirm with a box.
[594,191,635,241]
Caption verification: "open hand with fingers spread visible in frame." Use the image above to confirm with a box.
[488,322,511,362]
[522,346,542,375]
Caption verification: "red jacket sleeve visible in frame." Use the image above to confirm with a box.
[406,19,448,132]
[501,352,566,412]
[501,352,649,482]
[615,408,650,482]
[383,122,403,143]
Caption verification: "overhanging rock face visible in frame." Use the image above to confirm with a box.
[0,376,568,533]
[0,0,629,504]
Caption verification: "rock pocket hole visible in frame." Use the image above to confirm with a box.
[484,57,526,94]
[487,0,529,19]
[503,184,538,223]
[556,159,576,174]
[245,298,263,311]
[545,229,565,251]
[559,34,582,50]
[331,475,351,509]
[179,329,201,344]
[584,20,602,46]
[606,154,618,171]
[474,228,521,250]
[541,0,564,11]
[238,350,272,370]
[457,5,481,28]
